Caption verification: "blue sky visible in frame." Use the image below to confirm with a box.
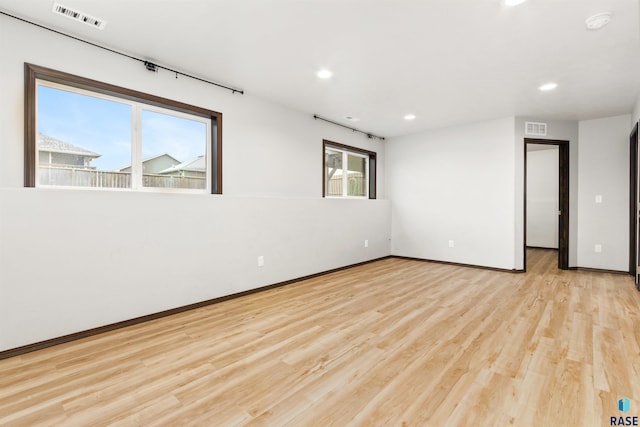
[37,85,206,170]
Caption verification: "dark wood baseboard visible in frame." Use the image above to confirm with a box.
[568,266,630,275]
[4,255,630,360]
[391,256,525,274]
[0,256,391,361]
[526,246,558,250]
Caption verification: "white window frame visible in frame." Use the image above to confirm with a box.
[35,79,212,194]
[323,140,375,199]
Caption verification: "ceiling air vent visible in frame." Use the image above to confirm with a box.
[525,121,547,136]
[52,3,107,30]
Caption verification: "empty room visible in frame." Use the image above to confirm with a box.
[1,0,640,425]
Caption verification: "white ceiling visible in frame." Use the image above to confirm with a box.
[1,0,639,138]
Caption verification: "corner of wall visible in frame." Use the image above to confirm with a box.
[633,94,640,127]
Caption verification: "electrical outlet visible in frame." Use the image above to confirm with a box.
[595,195,603,204]
[594,244,602,253]
[448,240,454,248]
[364,239,369,248]
[258,255,264,267]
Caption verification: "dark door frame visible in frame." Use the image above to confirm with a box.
[524,138,570,271]
[630,122,638,284]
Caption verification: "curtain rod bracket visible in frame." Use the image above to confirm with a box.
[144,61,158,72]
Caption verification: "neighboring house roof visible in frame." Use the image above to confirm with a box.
[116,153,181,172]
[157,155,206,174]
[37,133,101,158]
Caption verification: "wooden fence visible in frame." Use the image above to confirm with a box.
[327,173,365,196]
[39,166,205,189]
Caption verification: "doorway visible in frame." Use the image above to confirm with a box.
[524,138,570,271]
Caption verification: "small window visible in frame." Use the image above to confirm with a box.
[25,63,222,193]
[323,140,376,199]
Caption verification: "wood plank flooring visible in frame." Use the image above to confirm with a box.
[1,249,640,426]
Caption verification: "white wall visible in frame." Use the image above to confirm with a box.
[633,94,640,126]
[526,146,559,248]
[386,112,630,272]
[0,190,390,350]
[515,118,579,269]
[577,115,630,271]
[0,15,390,351]
[386,117,517,270]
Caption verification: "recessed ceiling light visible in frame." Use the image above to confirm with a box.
[317,69,333,79]
[504,0,527,6]
[539,82,558,91]
[585,12,612,30]
[344,116,359,122]
[404,114,416,121]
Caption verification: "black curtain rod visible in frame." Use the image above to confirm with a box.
[0,11,244,95]
[313,115,385,141]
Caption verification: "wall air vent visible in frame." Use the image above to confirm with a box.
[525,121,547,136]
[52,3,107,30]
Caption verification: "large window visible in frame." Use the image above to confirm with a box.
[25,63,222,193]
[323,140,376,199]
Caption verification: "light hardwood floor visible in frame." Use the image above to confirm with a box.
[1,249,640,426]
